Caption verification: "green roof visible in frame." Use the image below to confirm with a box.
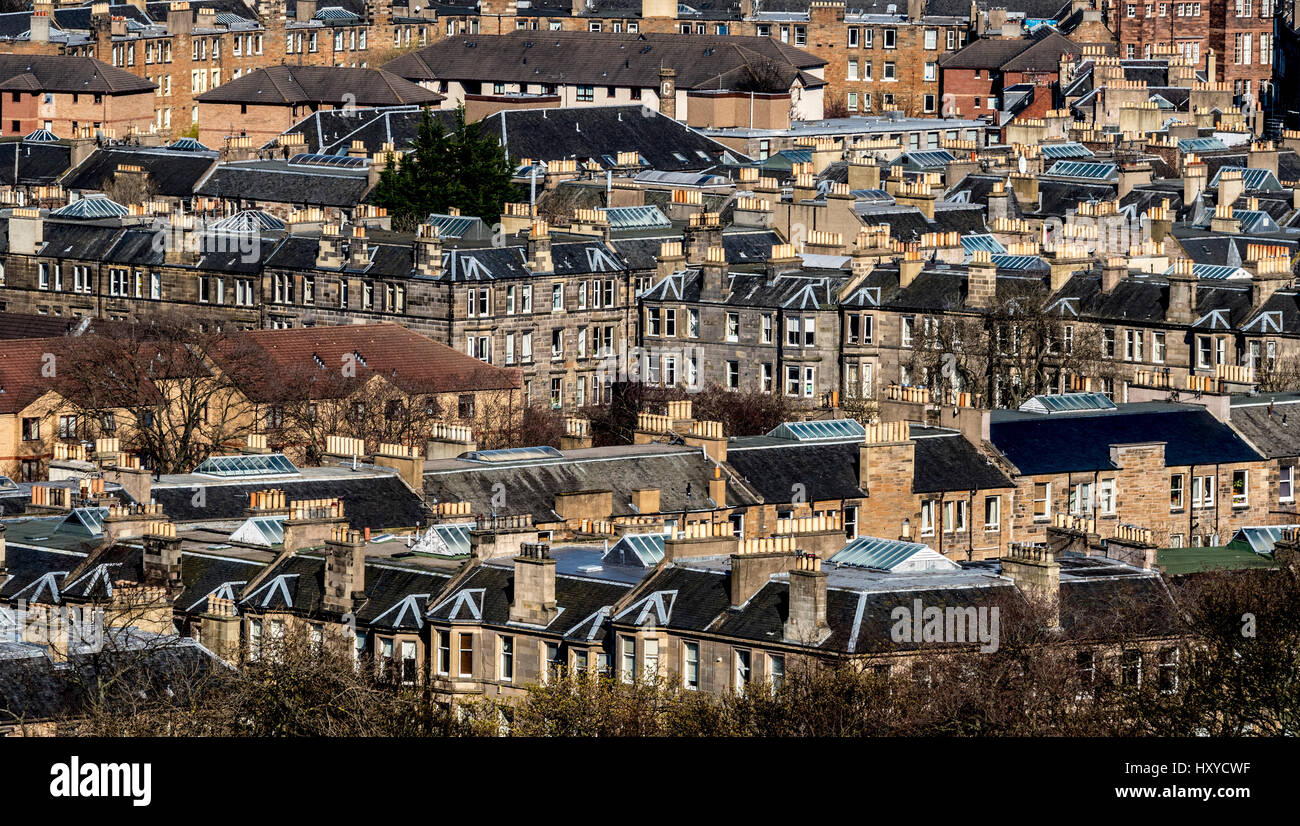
[1156,543,1277,575]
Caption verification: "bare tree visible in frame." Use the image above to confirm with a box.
[47,313,263,473]
[901,282,1123,409]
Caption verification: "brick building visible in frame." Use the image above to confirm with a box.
[0,53,155,138]
[1106,0,1275,104]
[940,28,1080,126]
[192,64,442,147]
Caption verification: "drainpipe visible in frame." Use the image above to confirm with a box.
[1214,462,1221,544]
[967,488,975,561]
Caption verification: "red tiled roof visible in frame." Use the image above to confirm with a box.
[223,323,522,402]
[0,337,69,415]
[0,312,83,341]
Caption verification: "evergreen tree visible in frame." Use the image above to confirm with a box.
[371,105,516,227]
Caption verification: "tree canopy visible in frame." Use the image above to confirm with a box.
[370,105,516,227]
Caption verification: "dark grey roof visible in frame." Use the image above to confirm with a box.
[0,53,154,94]
[422,443,760,522]
[59,146,218,198]
[275,106,456,155]
[428,562,628,640]
[194,160,372,208]
[726,440,868,503]
[990,403,1263,475]
[384,30,826,93]
[195,66,442,106]
[151,474,428,531]
[0,140,71,187]
[910,426,1015,492]
[1229,395,1300,459]
[481,105,747,171]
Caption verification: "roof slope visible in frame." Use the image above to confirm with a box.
[59,146,218,198]
[0,54,154,94]
[384,30,825,92]
[990,404,1263,474]
[152,474,428,530]
[222,323,521,401]
[195,65,443,106]
[1229,396,1300,459]
[423,443,760,521]
[480,104,746,171]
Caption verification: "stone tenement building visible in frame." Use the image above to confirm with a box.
[0,203,783,410]
[0,418,1201,708]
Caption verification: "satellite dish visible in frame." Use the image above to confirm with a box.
[1017,154,1027,174]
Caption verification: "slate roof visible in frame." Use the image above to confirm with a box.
[0,54,154,94]
[194,159,372,207]
[611,230,781,271]
[59,146,218,198]
[176,552,265,614]
[0,311,86,341]
[151,473,428,531]
[429,562,629,639]
[0,544,83,601]
[434,240,628,282]
[0,140,71,187]
[726,425,1012,503]
[423,443,760,522]
[1228,394,1300,460]
[910,426,1015,492]
[725,440,868,503]
[195,66,443,106]
[273,105,456,155]
[384,31,826,93]
[989,403,1263,475]
[480,104,748,171]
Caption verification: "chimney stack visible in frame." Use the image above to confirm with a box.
[323,525,367,614]
[1217,167,1245,211]
[414,223,442,277]
[316,223,345,269]
[898,243,924,289]
[658,68,677,119]
[142,522,183,592]
[1000,542,1061,629]
[966,249,997,308]
[1165,259,1198,324]
[509,542,558,625]
[7,208,44,255]
[1101,256,1127,293]
[784,552,829,643]
[29,9,51,42]
[730,550,794,609]
[526,219,553,272]
[700,245,728,301]
[1183,155,1207,204]
[656,240,686,282]
[347,225,370,269]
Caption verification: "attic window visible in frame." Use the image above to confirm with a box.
[353,350,367,367]
[312,352,325,368]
